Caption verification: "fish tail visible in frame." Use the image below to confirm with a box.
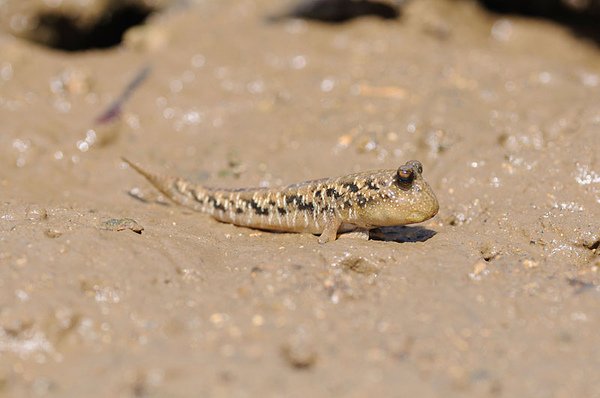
[122,157,206,211]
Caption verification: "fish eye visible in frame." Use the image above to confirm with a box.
[407,160,423,174]
[396,166,415,186]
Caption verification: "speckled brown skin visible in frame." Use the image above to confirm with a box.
[123,159,439,243]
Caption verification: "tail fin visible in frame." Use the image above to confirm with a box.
[121,157,204,211]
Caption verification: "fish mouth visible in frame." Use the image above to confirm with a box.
[408,205,438,223]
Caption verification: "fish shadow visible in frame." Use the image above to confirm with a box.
[370,225,437,243]
[267,0,400,23]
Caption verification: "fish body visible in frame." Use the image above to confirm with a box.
[123,159,439,243]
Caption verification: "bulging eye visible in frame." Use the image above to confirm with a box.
[396,166,414,185]
[407,160,423,174]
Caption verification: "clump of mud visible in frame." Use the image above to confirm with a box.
[0,0,174,50]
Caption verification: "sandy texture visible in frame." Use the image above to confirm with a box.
[1,0,599,397]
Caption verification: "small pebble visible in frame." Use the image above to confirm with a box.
[281,331,317,370]
[469,260,488,280]
[281,343,317,370]
[522,259,539,269]
[44,228,62,238]
[336,134,353,147]
[25,206,48,221]
[337,255,379,275]
[99,218,144,234]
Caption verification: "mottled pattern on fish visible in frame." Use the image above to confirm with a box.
[123,158,439,243]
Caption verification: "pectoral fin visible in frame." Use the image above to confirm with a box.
[318,216,341,244]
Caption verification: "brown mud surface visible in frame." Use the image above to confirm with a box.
[1,1,600,397]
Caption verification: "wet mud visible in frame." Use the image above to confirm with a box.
[0,0,599,397]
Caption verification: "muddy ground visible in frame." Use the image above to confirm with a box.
[1,0,599,397]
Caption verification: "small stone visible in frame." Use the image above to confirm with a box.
[337,255,379,275]
[50,68,91,96]
[281,342,317,370]
[355,135,379,153]
[473,261,487,275]
[337,134,353,147]
[281,329,317,370]
[25,205,48,221]
[522,259,539,269]
[44,229,62,238]
[479,244,500,262]
[469,260,488,280]
[99,218,144,234]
